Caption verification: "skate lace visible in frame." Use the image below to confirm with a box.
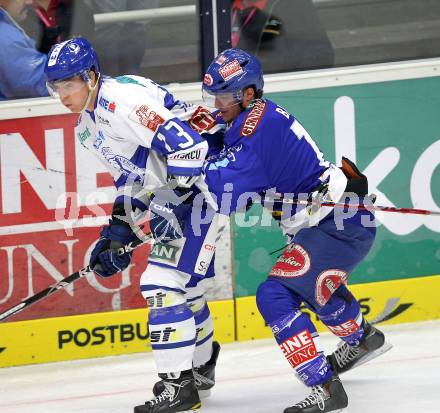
[148,381,177,406]
[193,369,214,387]
[295,385,328,410]
[334,342,361,368]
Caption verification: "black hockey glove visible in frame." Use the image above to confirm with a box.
[340,157,368,196]
[90,204,141,277]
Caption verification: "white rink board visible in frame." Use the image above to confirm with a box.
[1,320,439,413]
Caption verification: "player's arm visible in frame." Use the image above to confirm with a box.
[123,94,208,180]
[204,142,271,215]
[130,80,224,170]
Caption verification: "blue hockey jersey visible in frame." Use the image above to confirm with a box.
[205,99,347,234]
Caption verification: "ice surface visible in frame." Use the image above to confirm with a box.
[1,320,439,413]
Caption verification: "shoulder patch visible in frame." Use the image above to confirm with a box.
[187,106,217,133]
[98,95,116,113]
[115,76,145,87]
[129,104,165,132]
[240,99,266,137]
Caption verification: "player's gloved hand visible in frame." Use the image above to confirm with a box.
[171,175,199,189]
[90,220,137,277]
[149,189,193,243]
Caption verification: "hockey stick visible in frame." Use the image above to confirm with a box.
[0,235,153,322]
[267,194,440,216]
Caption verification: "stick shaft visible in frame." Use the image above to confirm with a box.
[274,196,440,216]
[0,268,88,321]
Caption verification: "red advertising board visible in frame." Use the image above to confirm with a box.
[0,114,149,322]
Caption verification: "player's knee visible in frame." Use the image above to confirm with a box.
[316,286,356,322]
[190,296,211,327]
[317,286,365,343]
[187,294,207,315]
[316,294,346,321]
[143,287,195,345]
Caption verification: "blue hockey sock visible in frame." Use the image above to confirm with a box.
[271,311,333,386]
[317,286,366,346]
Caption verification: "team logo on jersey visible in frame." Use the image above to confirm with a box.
[188,106,216,133]
[204,243,216,251]
[269,243,311,278]
[77,127,91,144]
[99,96,116,113]
[241,99,266,136]
[203,74,214,86]
[93,131,105,150]
[129,104,165,132]
[100,146,145,179]
[219,59,243,81]
[97,114,110,126]
[279,330,318,368]
[149,242,183,267]
[315,269,349,306]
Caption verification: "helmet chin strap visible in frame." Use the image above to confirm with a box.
[75,72,101,113]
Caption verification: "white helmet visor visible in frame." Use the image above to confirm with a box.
[202,89,243,109]
[46,73,91,98]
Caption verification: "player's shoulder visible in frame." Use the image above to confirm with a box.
[107,75,173,106]
[96,78,123,115]
[237,98,292,138]
[97,77,164,119]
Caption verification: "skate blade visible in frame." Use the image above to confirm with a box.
[350,341,393,371]
[179,402,201,413]
[198,388,212,399]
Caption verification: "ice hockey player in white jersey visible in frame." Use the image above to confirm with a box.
[44,37,223,413]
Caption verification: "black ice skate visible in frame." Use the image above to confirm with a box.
[328,323,392,375]
[134,370,201,413]
[153,341,221,399]
[284,374,348,413]
[193,340,221,397]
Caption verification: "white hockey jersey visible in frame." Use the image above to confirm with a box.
[75,75,219,210]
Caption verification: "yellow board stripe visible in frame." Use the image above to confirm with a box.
[1,275,439,367]
[235,275,440,341]
[0,300,235,368]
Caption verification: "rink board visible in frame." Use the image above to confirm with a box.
[0,299,234,368]
[235,274,440,341]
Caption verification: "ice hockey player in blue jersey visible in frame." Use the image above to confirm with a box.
[45,37,223,413]
[201,48,391,413]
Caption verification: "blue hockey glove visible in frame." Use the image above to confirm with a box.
[149,189,193,243]
[90,220,138,277]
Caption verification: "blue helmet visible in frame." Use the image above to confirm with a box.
[202,48,264,95]
[45,37,100,82]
